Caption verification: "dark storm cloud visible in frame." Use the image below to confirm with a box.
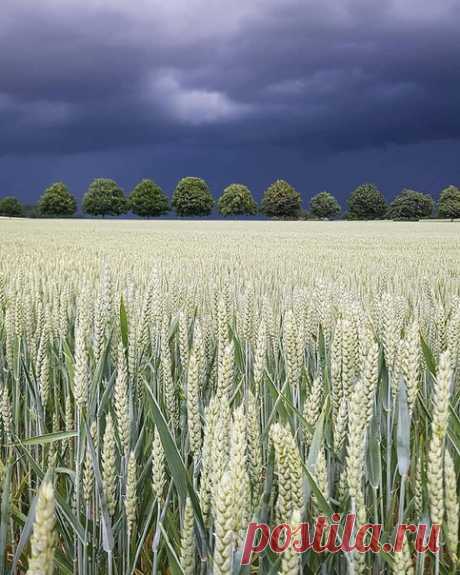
[1,0,460,202]
[2,0,460,150]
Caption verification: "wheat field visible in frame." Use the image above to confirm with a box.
[0,218,459,574]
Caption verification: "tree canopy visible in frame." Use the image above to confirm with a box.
[129,179,169,217]
[218,184,257,216]
[309,191,340,219]
[172,177,214,217]
[438,185,460,219]
[347,183,386,220]
[0,196,23,217]
[260,179,301,218]
[39,182,76,217]
[82,178,128,217]
[386,189,434,220]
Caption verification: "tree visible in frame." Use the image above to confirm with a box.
[309,191,340,219]
[386,189,434,220]
[172,177,213,217]
[0,196,23,217]
[38,182,76,217]
[260,179,301,218]
[218,184,257,216]
[129,179,169,217]
[347,183,386,220]
[82,178,128,217]
[438,185,460,219]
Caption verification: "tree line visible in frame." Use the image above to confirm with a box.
[1,177,460,220]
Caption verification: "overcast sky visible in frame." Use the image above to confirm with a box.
[1,0,460,207]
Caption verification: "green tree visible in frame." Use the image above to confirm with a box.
[218,184,257,216]
[309,191,340,219]
[260,179,301,218]
[172,177,213,217]
[129,179,169,217]
[38,182,77,217]
[0,196,23,217]
[82,178,128,217]
[347,183,386,220]
[438,185,460,219]
[386,189,434,220]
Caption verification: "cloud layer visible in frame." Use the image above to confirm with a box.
[1,0,460,201]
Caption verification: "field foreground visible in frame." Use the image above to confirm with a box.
[0,219,459,574]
